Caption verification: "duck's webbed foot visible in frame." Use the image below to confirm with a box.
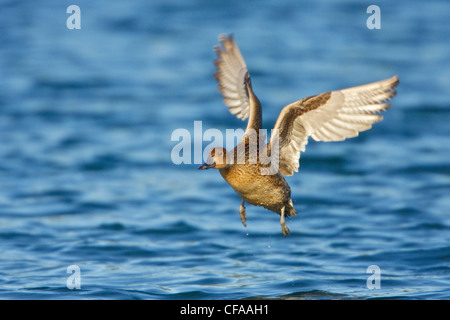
[280,206,290,236]
[239,199,247,227]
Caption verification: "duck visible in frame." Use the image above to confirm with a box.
[199,34,399,236]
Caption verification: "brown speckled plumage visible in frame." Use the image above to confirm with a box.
[199,34,399,236]
[219,162,295,215]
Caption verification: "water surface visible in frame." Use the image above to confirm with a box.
[0,0,449,299]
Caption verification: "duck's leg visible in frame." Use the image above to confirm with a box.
[280,206,290,236]
[239,199,247,227]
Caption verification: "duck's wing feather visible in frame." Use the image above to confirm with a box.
[214,34,262,133]
[269,76,399,176]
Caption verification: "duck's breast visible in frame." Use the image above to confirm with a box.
[220,165,291,210]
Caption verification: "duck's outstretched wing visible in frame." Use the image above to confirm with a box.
[214,34,262,132]
[269,76,399,176]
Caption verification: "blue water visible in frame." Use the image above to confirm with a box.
[1,0,449,300]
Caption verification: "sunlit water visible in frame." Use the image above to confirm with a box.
[1,0,449,299]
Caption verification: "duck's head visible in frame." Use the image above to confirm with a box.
[198,147,228,170]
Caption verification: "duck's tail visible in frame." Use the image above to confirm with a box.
[285,199,297,217]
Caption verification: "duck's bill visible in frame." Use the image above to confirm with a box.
[198,163,216,170]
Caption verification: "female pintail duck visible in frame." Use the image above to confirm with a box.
[199,34,399,236]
